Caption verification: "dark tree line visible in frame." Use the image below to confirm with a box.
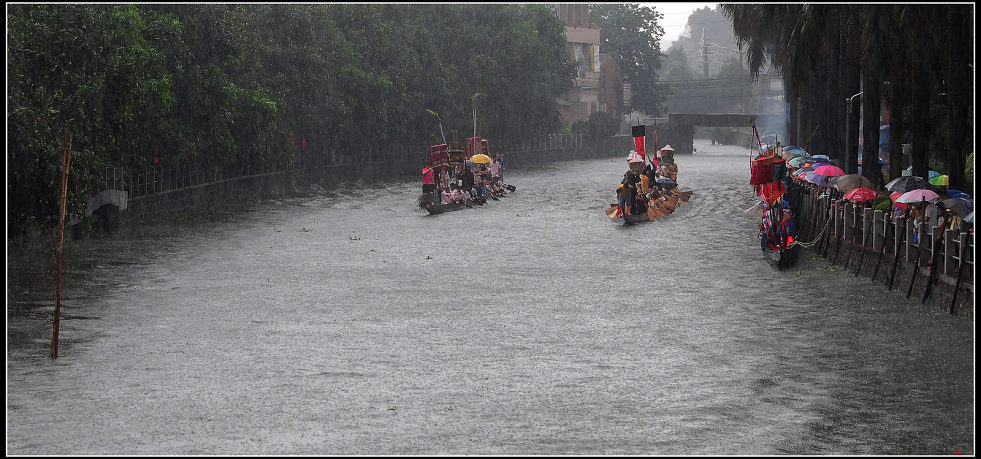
[7,4,576,237]
[721,4,973,191]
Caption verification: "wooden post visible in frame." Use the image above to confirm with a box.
[854,208,874,276]
[821,199,835,258]
[872,212,891,282]
[921,226,943,303]
[949,233,968,314]
[842,204,860,269]
[833,200,847,265]
[905,221,925,299]
[51,129,73,359]
[888,212,910,290]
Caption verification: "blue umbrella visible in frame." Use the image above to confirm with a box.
[947,190,972,200]
[812,154,830,161]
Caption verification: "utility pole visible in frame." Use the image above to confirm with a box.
[701,26,708,79]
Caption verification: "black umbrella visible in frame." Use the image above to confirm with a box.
[655,177,677,190]
[885,175,932,193]
[940,198,974,218]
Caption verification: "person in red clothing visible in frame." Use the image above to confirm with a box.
[422,166,437,203]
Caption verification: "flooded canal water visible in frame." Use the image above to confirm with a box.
[6,140,974,455]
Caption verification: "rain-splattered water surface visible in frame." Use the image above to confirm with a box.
[6,141,975,455]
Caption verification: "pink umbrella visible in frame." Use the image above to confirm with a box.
[843,187,878,202]
[896,188,940,204]
[813,164,845,177]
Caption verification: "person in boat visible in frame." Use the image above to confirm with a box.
[459,164,475,192]
[490,179,506,195]
[471,181,489,205]
[489,156,501,181]
[632,186,648,215]
[449,183,469,204]
[639,164,653,195]
[478,163,492,184]
[649,188,672,217]
[778,209,796,246]
[617,173,636,216]
[439,166,451,192]
[422,166,437,203]
[666,161,679,181]
[440,185,455,205]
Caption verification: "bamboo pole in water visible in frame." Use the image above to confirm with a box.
[51,129,73,359]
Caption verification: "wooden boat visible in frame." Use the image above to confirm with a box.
[606,204,653,224]
[622,212,651,225]
[758,207,800,270]
[423,201,467,214]
[763,244,801,270]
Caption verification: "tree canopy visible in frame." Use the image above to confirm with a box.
[588,3,666,115]
[7,4,576,236]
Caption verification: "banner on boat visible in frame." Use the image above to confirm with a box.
[430,144,448,166]
[632,124,646,161]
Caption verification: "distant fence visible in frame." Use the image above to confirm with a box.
[95,133,600,199]
[85,134,630,230]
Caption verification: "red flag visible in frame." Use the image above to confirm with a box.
[632,125,646,161]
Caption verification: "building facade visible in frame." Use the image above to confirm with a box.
[547,4,602,127]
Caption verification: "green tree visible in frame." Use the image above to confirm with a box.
[589,3,666,115]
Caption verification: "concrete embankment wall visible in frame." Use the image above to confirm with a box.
[786,183,974,317]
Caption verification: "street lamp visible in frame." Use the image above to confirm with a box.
[844,91,862,173]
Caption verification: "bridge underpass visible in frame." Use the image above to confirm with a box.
[643,113,785,155]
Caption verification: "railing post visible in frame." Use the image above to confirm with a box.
[943,229,956,274]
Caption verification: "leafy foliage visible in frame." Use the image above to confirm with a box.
[588,4,666,115]
[571,111,618,141]
[7,4,576,237]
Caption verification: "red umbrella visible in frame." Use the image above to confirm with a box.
[890,191,908,209]
[813,164,845,177]
[843,187,878,202]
